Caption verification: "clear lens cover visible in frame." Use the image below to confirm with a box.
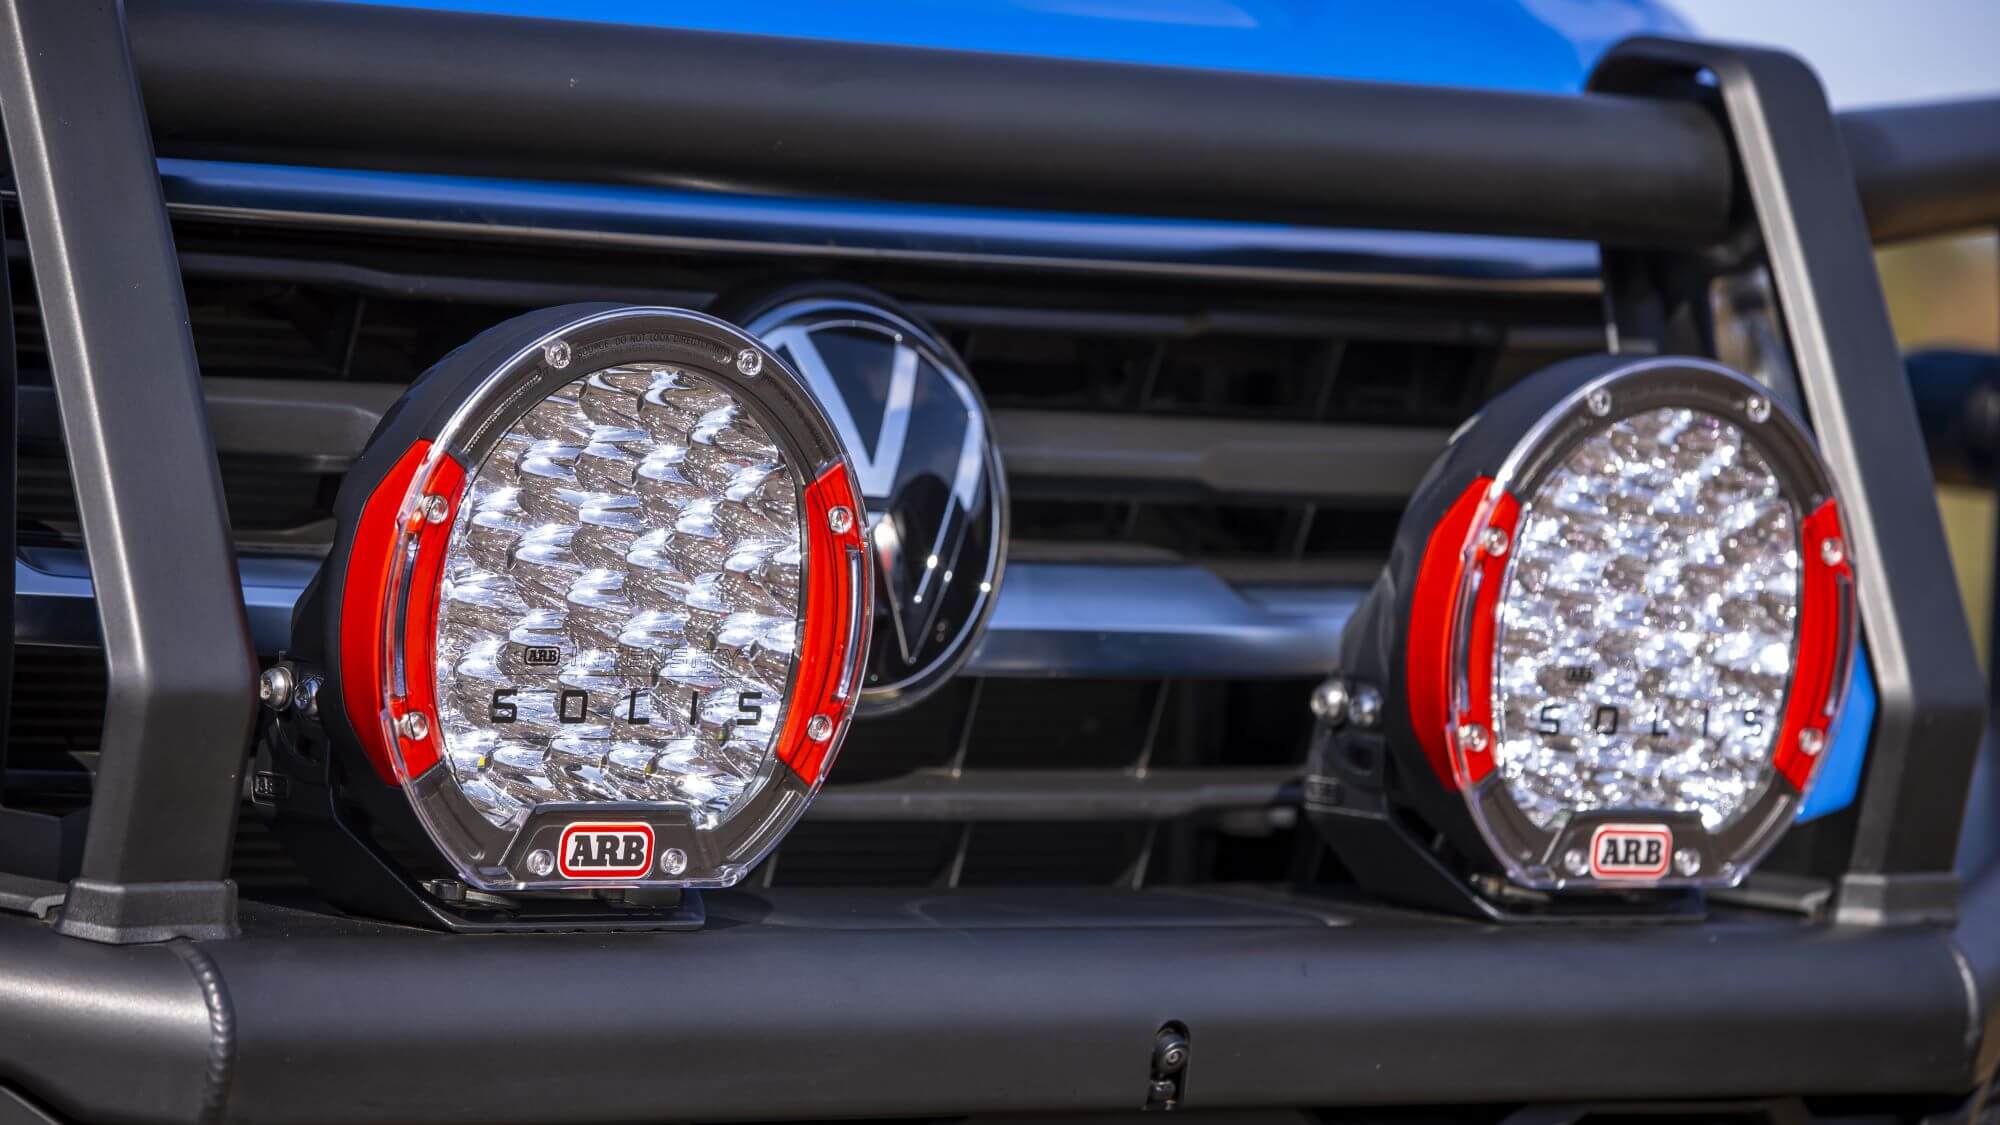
[1494,407,1798,834]
[1440,361,1852,890]
[366,310,868,892]
[434,370,799,834]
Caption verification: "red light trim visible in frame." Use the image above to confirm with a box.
[1406,478,1519,790]
[340,442,429,785]
[337,442,463,786]
[774,464,868,784]
[1451,490,1518,789]
[1772,498,1853,790]
[386,455,465,783]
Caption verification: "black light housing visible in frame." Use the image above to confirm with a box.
[1306,354,1855,918]
[259,304,870,930]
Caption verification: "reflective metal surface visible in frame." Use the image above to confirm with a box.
[155,159,1600,293]
[744,295,1006,713]
[969,563,1354,678]
[16,548,314,653]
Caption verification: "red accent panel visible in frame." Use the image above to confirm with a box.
[774,464,867,784]
[337,443,463,785]
[1773,499,1853,790]
[386,456,465,783]
[1405,479,1493,788]
[1450,491,1518,788]
[340,442,430,785]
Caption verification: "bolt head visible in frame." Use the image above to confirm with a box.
[396,711,431,741]
[1799,727,1826,757]
[525,849,556,878]
[419,494,451,524]
[807,715,834,742]
[1673,847,1702,877]
[828,506,854,534]
[1586,388,1613,417]
[1480,526,1509,558]
[1746,395,1772,423]
[735,348,763,377]
[258,666,294,711]
[1309,677,1350,723]
[659,847,689,876]
[1458,723,1490,754]
[1350,684,1384,729]
[293,676,322,720]
[544,340,571,369]
[1820,536,1845,567]
[1563,848,1590,877]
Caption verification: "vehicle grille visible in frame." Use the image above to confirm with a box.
[4,200,1602,895]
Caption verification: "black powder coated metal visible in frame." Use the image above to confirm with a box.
[1843,97,2000,245]
[0,915,223,1123]
[1592,41,1988,925]
[120,0,1730,246]
[0,883,1987,1124]
[116,0,2000,246]
[0,0,255,939]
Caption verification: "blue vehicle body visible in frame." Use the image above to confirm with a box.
[360,0,1687,91]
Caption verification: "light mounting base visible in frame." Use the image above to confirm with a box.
[1306,711,1705,924]
[255,674,706,933]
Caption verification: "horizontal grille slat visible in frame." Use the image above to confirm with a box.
[811,768,1299,822]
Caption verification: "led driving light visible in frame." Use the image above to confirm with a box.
[265,305,869,929]
[1305,355,1854,917]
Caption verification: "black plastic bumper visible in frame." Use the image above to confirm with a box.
[0,878,1993,1124]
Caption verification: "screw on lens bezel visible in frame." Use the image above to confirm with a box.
[1440,359,1854,890]
[354,306,871,893]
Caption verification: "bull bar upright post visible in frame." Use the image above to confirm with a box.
[1592,41,1989,924]
[0,0,256,941]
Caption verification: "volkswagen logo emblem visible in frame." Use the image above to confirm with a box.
[719,284,1007,715]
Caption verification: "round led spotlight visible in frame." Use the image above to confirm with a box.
[298,305,869,906]
[713,283,1006,715]
[1309,355,1853,904]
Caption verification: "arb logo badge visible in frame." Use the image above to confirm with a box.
[557,822,654,879]
[1588,824,1672,880]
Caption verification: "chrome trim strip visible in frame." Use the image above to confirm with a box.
[837,544,866,701]
[154,159,1600,295]
[968,563,1352,678]
[17,550,315,654]
[18,552,1354,679]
